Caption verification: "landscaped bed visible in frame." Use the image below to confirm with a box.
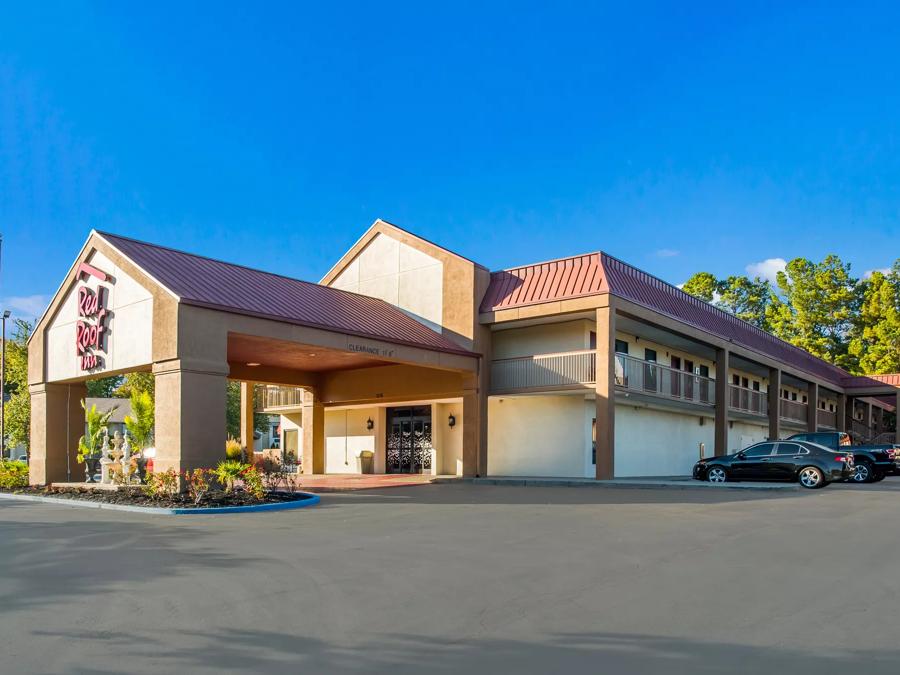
[0,485,315,510]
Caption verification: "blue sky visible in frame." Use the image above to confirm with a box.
[2,1,899,321]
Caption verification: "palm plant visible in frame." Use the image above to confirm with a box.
[124,390,154,450]
[77,401,116,463]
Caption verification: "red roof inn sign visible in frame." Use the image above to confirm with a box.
[76,262,111,371]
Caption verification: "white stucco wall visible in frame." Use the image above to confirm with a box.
[325,407,378,474]
[45,250,154,382]
[488,395,590,477]
[329,232,444,332]
[728,420,770,454]
[614,405,715,477]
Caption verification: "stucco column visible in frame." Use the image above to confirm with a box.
[836,393,847,432]
[301,390,325,474]
[595,304,616,479]
[807,382,818,432]
[714,348,729,457]
[28,382,87,485]
[374,406,387,474]
[768,367,781,441]
[461,373,483,477]
[896,391,900,444]
[239,381,257,453]
[846,396,855,435]
[864,400,873,438]
[153,359,228,474]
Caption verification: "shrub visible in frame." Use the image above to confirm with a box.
[184,468,214,505]
[225,437,243,460]
[241,465,265,500]
[0,460,29,489]
[143,468,179,499]
[124,390,154,451]
[78,401,115,462]
[215,459,247,493]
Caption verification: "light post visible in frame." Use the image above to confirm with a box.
[1,309,9,460]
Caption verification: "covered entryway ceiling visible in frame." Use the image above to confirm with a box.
[228,333,390,372]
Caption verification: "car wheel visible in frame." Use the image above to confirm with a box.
[872,470,886,483]
[707,466,728,483]
[852,461,874,483]
[798,466,825,489]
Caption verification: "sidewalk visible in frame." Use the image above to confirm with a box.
[444,476,800,491]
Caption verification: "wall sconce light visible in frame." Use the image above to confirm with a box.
[448,414,456,428]
[366,417,374,430]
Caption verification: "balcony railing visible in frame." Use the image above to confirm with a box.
[256,385,305,411]
[817,408,837,429]
[491,350,596,392]
[780,399,808,424]
[729,384,767,416]
[615,353,715,406]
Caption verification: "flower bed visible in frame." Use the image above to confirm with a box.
[0,485,314,510]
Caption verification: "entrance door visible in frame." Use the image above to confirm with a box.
[386,406,433,474]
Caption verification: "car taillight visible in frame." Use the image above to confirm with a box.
[834,456,848,463]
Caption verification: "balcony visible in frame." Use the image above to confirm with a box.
[256,385,305,411]
[817,408,837,429]
[779,399,808,424]
[729,384,767,416]
[615,353,716,406]
[491,350,596,393]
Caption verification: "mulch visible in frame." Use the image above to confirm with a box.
[0,485,312,509]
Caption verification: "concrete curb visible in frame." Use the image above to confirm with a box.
[445,477,800,491]
[0,490,321,514]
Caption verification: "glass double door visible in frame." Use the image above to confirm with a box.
[386,406,433,474]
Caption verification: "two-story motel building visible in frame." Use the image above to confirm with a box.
[28,220,900,484]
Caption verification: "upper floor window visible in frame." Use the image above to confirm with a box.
[614,339,629,355]
[644,348,657,362]
[752,381,760,391]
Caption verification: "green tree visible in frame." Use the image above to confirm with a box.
[849,262,900,374]
[114,372,155,398]
[225,381,269,442]
[3,319,32,454]
[717,275,772,329]
[124,390,155,450]
[766,255,860,370]
[86,376,123,398]
[682,272,718,303]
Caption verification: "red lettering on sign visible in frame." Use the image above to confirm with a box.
[75,280,110,371]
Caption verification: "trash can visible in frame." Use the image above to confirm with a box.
[359,450,375,474]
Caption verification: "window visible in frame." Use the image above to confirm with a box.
[802,395,807,403]
[753,381,760,391]
[732,374,740,386]
[671,356,681,370]
[775,443,807,456]
[783,390,789,399]
[644,348,657,362]
[792,392,798,401]
[742,377,749,388]
[819,401,826,410]
[698,365,709,377]
[743,443,775,457]
[829,403,835,412]
[614,339,629,355]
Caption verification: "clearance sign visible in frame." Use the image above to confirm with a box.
[75,262,111,371]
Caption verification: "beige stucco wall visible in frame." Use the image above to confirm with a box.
[491,320,593,360]
[44,249,154,382]
[324,407,378,474]
[329,232,444,332]
[434,401,463,475]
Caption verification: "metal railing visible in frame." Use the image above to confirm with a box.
[780,399,808,424]
[817,408,837,429]
[490,350,596,392]
[256,385,305,411]
[615,353,715,405]
[729,384,767,416]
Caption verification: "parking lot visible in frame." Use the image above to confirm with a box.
[3,480,900,674]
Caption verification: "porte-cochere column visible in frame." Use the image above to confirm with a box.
[28,382,87,485]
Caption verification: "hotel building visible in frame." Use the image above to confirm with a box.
[28,220,900,483]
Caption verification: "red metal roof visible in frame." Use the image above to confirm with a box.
[842,373,900,389]
[479,254,608,311]
[481,250,868,387]
[96,231,475,357]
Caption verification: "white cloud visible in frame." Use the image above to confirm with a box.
[863,268,891,279]
[745,258,787,284]
[2,294,49,319]
[656,248,680,258]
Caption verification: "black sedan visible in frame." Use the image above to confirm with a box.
[693,440,854,489]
